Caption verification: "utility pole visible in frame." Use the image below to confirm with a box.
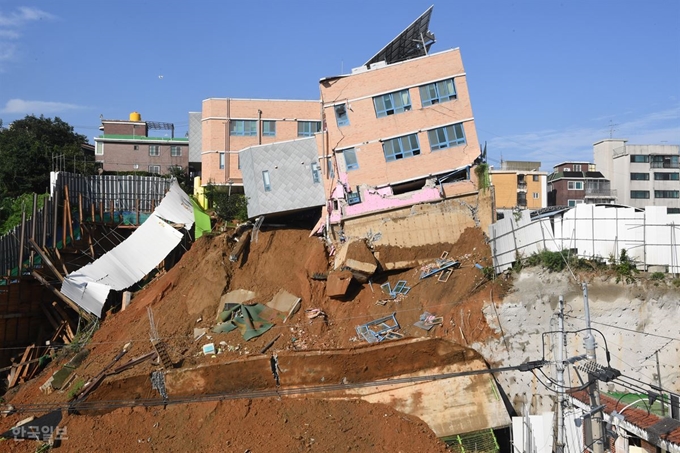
[656,351,665,416]
[555,296,566,453]
[583,282,605,453]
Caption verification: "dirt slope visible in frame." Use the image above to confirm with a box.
[1,225,509,451]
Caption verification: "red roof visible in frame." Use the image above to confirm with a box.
[571,390,680,446]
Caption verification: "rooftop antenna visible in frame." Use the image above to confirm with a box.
[608,120,618,139]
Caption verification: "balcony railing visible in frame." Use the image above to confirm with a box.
[585,187,617,198]
[517,182,527,190]
[650,162,680,169]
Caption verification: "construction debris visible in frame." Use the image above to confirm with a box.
[326,270,353,298]
[419,258,460,279]
[355,313,401,343]
[380,280,411,298]
[213,304,277,340]
[334,239,378,283]
[414,312,444,331]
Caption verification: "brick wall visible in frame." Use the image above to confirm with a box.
[321,49,480,189]
[201,98,320,185]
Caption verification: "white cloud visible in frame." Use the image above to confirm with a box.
[484,106,680,170]
[1,99,86,114]
[0,6,54,28]
[0,6,55,66]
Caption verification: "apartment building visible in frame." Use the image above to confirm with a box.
[94,112,188,174]
[320,39,481,223]
[490,161,547,210]
[594,139,680,212]
[200,98,320,190]
[547,161,616,207]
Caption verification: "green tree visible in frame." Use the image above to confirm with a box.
[0,115,92,198]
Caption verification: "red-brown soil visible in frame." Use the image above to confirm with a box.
[1,225,510,451]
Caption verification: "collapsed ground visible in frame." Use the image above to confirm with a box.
[1,225,510,451]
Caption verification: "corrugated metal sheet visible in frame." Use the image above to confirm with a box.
[60,181,194,317]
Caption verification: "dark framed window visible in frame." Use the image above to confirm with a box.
[630,173,649,180]
[654,172,679,180]
[630,190,650,199]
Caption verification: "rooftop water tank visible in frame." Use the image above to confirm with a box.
[129,111,141,121]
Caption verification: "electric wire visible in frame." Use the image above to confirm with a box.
[4,361,545,415]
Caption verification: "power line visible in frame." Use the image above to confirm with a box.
[5,360,547,415]
[564,314,680,343]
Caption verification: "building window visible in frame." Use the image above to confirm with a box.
[168,165,182,173]
[237,153,241,170]
[343,148,359,171]
[171,146,181,157]
[517,192,527,207]
[655,190,680,198]
[262,120,276,137]
[327,158,335,179]
[567,181,584,190]
[383,134,421,162]
[630,190,650,199]
[335,104,349,127]
[533,175,539,182]
[219,152,225,169]
[630,155,649,163]
[630,172,650,180]
[668,208,680,214]
[311,162,321,184]
[95,142,104,155]
[149,145,160,156]
[654,172,679,180]
[533,192,539,199]
[573,164,582,171]
[419,78,457,107]
[133,145,139,151]
[230,120,257,136]
[148,165,160,175]
[651,155,679,168]
[298,121,322,137]
[373,89,412,117]
[568,199,585,207]
[428,123,466,150]
[262,170,271,192]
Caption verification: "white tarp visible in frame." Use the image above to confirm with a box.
[60,181,194,317]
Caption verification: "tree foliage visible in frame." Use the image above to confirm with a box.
[204,183,249,223]
[0,115,92,198]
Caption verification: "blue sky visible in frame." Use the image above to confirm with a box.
[0,0,678,170]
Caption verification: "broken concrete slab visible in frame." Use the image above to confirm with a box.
[326,270,353,299]
[266,289,301,314]
[334,240,377,283]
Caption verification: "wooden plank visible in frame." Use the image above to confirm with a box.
[51,301,77,336]
[39,302,61,330]
[28,238,63,282]
[9,344,34,387]
[30,271,94,323]
[64,185,74,246]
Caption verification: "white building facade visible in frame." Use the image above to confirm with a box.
[594,139,680,212]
